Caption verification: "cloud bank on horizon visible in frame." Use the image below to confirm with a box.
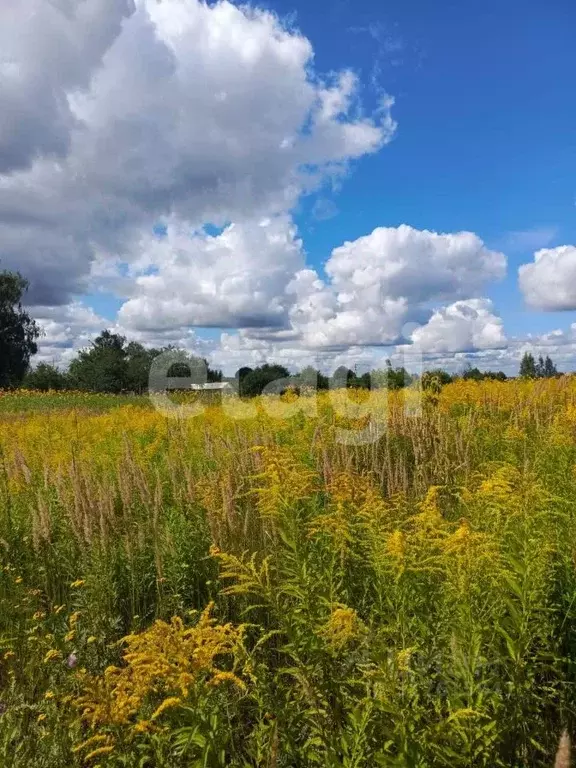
[2,0,575,375]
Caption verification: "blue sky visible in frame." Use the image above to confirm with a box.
[92,0,576,338]
[3,0,576,372]
[273,0,576,336]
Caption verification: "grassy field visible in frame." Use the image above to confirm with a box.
[1,380,576,766]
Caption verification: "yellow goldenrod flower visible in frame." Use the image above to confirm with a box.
[70,580,85,588]
[150,697,182,721]
[76,606,246,729]
[43,649,61,663]
[319,605,363,650]
[84,745,114,762]
[72,735,110,754]
[396,647,416,672]
[133,720,153,734]
[209,671,246,690]
[44,691,56,700]
[386,530,406,561]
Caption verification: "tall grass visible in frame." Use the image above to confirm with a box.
[1,380,576,765]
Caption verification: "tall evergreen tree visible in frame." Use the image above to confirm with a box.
[544,355,558,378]
[519,352,537,379]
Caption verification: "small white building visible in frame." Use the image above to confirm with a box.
[189,382,234,392]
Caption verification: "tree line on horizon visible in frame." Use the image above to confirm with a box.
[0,268,563,396]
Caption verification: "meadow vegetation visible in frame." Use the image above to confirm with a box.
[1,379,576,766]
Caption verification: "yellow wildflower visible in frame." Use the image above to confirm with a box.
[449,708,480,720]
[209,671,246,690]
[151,697,182,720]
[396,647,416,672]
[133,719,153,734]
[44,691,56,700]
[43,649,61,663]
[319,605,363,650]
[70,579,85,588]
[386,530,406,561]
[76,604,246,730]
[72,735,110,754]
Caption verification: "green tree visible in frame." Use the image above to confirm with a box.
[544,355,558,378]
[462,364,484,381]
[421,369,453,392]
[383,359,411,390]
[0,270,40,388]
[355,371,371,389]
[484,370,507,381]
[332,366,356,389]
[519,352,537,379]
[240,364,291,397]
[68,330,128,393]
[23,362,68,391]
[124,342,158,394]
[237,366,254,397]
[297,366,329,391]
[162,349,222,385]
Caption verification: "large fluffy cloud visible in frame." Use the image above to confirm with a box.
[326,225,506,305]
[4,0,514,372]
[408,299,506,354]
[117,215,304,330]
[0,0,135,173]
[0,0,395,304]
[519,246,576,310]
[30,302,109,367]
[283,225,506,348]
[115,220,507,355]
[116,221,507,351]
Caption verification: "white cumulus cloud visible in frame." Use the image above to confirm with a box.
[0,0,395,304]
[279,224,507,349]
[408,299,507,354]
[115,220,508,354]
[118,215,304,330]
[31,302,109,367]
[519,245,576,310]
